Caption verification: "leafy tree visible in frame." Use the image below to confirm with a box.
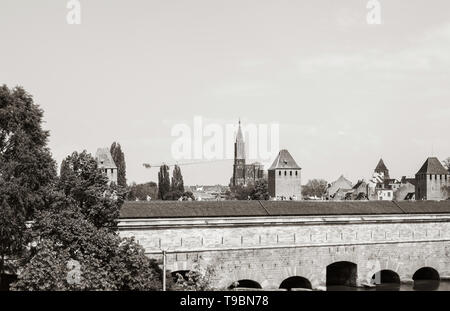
[158,164,171,200]
[110,142,127,187]
[171,165,184,193]
[12,207,163,291]
[0,85,57,218]
[0,200,27,288]
[444,158,450,172]
[302,179,328,199]
[127,182,158,201]
[58,151,124,230]
[229,184,255,200]
[0,85,57,288]
[249,179,270,200]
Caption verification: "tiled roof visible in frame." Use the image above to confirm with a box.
[95,148,117,169]
[119,200,450,219]
[416,157,449,175]
[268,149,301,170]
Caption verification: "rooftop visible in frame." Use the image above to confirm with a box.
[416,157,449,175]
[268,149,301,170]
[119,200,450,219]
[95,148,117,169]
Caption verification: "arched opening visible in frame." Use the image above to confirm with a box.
[171,270,191,283]
[228,279,262,290]
[371,270,400,291]
[279,276,312,291]
[326,261,357,289]
[413,267,440,291]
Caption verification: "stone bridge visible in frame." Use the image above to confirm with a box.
[118,200,450,290]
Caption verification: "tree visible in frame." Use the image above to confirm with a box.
[249,179,270,200]
[12,207,163,291]
[0,200,27,289]
[229,184,255,200]
[158,164,171,200]
[58,151,124,230]
[0,85,57,218]
[110,142,127,187]
[444,158,450,172]
[301,179,328,199]
[127,182,158,201]
[171,165,184,193]
[0,85,57,288]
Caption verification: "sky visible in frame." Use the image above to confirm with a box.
[0,0,449,186]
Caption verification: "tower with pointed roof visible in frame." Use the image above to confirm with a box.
[374,158,390,180]
[268,149,302,200]
[415,157,450,200]
[231,120,264,187]
[95,147,118,185]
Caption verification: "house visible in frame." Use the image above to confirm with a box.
[95,148,118,185]
[327,175,352,200]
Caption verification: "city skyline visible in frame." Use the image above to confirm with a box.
[1,0,449,185]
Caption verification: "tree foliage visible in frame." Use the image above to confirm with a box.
[171,261,217,291]
[127,182,158,201]
[249,179,270,200]
[444,157,450,172]
[171,165,184,193]
[110,142,127,187]
[12,207,162,291]
[158,164,171,200]
[58,151,124,230]
[302,179,328,199]
[0,85,57,218]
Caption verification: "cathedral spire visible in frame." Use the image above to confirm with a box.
[235,119,245,160]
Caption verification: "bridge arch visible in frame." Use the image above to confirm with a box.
[413,267,440,291]
[326,261,357,288]
[229,279,262,290]
[171,270,191,283]
[371,270,400,289]
[279,276,312,291]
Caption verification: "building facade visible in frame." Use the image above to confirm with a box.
[230,121,264,187]
[415,157,450,201]
[268,149,302,200]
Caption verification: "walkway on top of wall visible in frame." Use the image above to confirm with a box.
[119,200,450,219]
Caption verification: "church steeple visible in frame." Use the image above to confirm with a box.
[235,119,245,160]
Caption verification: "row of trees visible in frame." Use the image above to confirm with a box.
[158,164,194,201]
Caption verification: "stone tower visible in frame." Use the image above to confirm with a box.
[95,147,118,185]
[415,157,450,200]
[268,149,302,200]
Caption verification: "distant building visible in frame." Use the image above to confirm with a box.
[327,175,353,200]
[268,149,302,200]
[415,157,450,201]
[95,148,118,185]
[374,158,390,180]
[230,120,265,187]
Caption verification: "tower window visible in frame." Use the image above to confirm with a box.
[279,171,281,176]
[295,171,298,176]
[284,171,287,176]
[290,171,292,176]
[430,175,432,180]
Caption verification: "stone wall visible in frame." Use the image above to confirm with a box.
[119,214,450,289]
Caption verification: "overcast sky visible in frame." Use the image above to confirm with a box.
[1,0,449,186]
